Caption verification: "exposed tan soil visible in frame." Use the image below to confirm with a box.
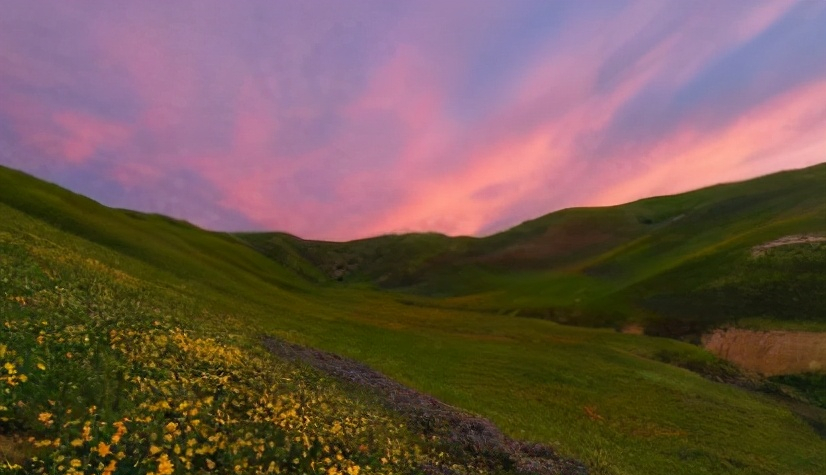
[620,324,645,335]
[751,234,826,257]
[0,434,29,466]
[702,328,826,376]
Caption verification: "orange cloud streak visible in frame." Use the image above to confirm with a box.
[590,80,826,207]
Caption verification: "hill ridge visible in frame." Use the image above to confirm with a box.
[236,162,826,338]
[2,162,825,474]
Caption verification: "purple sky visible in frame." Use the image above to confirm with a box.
[1,1,825,240]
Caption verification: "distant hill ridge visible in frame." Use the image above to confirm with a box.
[237,162,826,337]
[2,162,826,474]
[2,162,825,338]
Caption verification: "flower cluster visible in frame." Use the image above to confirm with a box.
[0,230,434,474]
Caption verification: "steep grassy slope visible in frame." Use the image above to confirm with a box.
[0,205,490,475]
[0,167,327,305]
[245,163,826,336]
[2,165,826,474]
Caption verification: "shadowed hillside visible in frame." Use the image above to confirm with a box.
[241,163,826,338]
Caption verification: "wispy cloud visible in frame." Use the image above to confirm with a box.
[1,1,823,240]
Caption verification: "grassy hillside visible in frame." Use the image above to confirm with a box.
[245,164,826,337]
[2,164,826,474]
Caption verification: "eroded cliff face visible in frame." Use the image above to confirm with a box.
[702,329,826,376]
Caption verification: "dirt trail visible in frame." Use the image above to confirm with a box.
[263,337,587,475]
[751,234,826,256]
[702,328,826,375]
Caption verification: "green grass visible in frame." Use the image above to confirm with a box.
[0,205,498,475]
[770,373,826,409]
[730,318,826,332]
[2,164,826,474]
[248,163,826,336]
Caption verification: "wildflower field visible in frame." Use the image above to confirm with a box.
[0,221,453,474]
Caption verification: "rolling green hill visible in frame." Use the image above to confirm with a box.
[242,163,826,337]
[2,163,825,475]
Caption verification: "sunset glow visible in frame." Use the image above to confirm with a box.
[1,1,824,240]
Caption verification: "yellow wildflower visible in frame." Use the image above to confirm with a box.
[96,441,112,457]
[38,412,53,425]
[113,420,127,436]
[157,454,174,475]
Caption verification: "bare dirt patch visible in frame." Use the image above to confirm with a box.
[620,324,645,335]
[263,337,587,475]
[702,328,826,376]
[751,234,826,257]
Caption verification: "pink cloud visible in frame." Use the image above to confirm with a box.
[267,1,824,240]
[51,111,131,163]
[589,80,826,207]
[2,2,823,240]
[343,7,674,237]
[0,93,130,165]
[349,3,824,238]
[109,161,164,188]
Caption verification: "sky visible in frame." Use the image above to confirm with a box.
[1,1,825,241]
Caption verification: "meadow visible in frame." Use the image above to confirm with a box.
[0,209,453,475]
[2,164,825,474]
